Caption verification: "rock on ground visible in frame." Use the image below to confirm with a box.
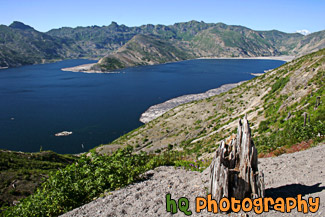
[62,144,324,217]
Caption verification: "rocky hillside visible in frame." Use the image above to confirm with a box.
[46,21,216,56]
[1,20,325,68]
[90,34,193,71]
[63,21,325,72]
[96,48,324,158]
[292,30,325,55]
[0,22,83,67]
[190,24,282,57]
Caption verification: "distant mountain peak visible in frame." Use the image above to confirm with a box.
[296,29,311,36]
[109,21,119,27]
[9,21,35,31]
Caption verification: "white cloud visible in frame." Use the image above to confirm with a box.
[296,29,311,36]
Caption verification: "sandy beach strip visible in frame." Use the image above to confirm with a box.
[61,63,96,73]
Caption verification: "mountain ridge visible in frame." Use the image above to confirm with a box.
[0,22,85,67]
[1,20,325,69]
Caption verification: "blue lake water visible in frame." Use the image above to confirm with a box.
[0,59,284,154]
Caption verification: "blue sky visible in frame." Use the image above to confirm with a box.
[1,0,324,33]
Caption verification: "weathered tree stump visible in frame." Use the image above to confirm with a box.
[304,112,308,126]
[209,117,265,201]
[285,112,291,121]
[315,96,321,109]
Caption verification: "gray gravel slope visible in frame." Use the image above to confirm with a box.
[62,144,324,217]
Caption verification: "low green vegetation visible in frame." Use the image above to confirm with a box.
[270,76,289,94]
[0,150,77,212]
[92,57,125,71]
[174,159,211,172]
[2,146,205,216]
[255,81,324,153]
[253,51,325,153]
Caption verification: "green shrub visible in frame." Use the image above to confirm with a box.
[3,146,181,216]
[258,119,270,133]
[270,76,289,93]
[255,112,324,153]
[174,159,210,172]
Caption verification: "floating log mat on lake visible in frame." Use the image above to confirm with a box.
[209,117,265,201]
[55,131,73,137]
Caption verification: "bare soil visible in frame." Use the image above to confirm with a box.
[62,143,324,217]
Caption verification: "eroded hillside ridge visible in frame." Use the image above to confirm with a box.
[90,34,193,72]
[96,48,324,157]
[83,22,325,71]
[1,20,325,68]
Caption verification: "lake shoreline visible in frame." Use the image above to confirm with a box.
[61,63,111,73]
[140,81,245,123]
[138,56,292,123]
[197,55,295,62]
[1,58,285,153]
[2,56,294,72]
[61,55,294,73]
